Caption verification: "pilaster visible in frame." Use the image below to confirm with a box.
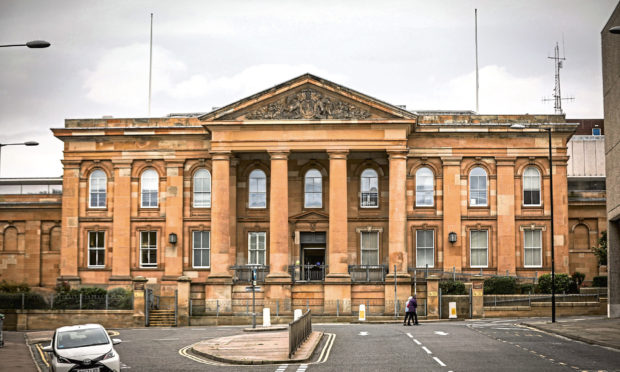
[267,151,291,281]
[164,161,184,278]
[58,160,81,284]
[441,157,463,271]
[387,150,409,276]
[111,160,132,281]
[496,157,516,274]
[209,151,232,280]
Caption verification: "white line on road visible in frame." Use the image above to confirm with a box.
[433,357,446,367]
[434,331,449,336]
[422,346,432,354]
[153,338,179,341]
[413,339,422,345]
[275,363,288,372]
[406,333,413,338]
[296,364,308,372]
[359,331,368,336]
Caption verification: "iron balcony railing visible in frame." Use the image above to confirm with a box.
[348,265,388,282]
[231,265,269,283]
[289,264,328,283]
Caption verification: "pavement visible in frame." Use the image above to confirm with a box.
[0,332,39,372]
[522,316,620,350]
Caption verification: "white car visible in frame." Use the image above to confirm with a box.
[42,324,121,372]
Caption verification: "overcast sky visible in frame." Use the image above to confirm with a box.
[0,0,617,178]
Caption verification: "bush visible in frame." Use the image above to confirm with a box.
[52,286,133,310]
[0,280,31,293]
[0,292,47,309]
[591,231,607,266]
[537,273,578,294]
[572,272,585,287]
[484,276,517,294]
[108,288,133,310]
[592,276,608,287]
[518,283,534,294]
[440,279,467,295]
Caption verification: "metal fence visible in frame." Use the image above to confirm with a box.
[289,310,312,358]
[408,266,539,284]
[0,292,133,310]
[289,265,328,282]
[483,293,601,307]
[231,265,269,283]
[348,265,388,282]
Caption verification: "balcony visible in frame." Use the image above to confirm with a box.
[289,264,327,283]
[348,265,388,282]
[231,265,269,283]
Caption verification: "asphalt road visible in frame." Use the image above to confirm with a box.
[33,318,620,372]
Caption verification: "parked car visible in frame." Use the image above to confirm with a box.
[42,323,121,372]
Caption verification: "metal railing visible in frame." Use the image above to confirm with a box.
[348,265,388,282]
[408,266,539,284]
[289,310,312,358]
[483,293,601,307]
[231,265,269,283]
[289,264,328,282]
[0,292,133,310]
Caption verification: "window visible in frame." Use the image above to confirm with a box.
[89,170,106,208]
[88,231,105,267]
[360,231,379,265]
[523,167,541,206]
[141,169,158,208]
[140,231,157,268]
[524,229,542,267]
[469,167,487,206]
[248,232,266,265]
[304,169,322,208]
[470,230,488,267]
[592,128,601,136]
[360,169,378,207]
[193,231,210,268]
[415,167,434,207]
[248,170,267,208]
[416,230,434,268]
[193,169,211,208]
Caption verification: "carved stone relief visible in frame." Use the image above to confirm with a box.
[245,88,371,120]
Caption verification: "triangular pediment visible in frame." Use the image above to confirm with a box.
[199,74,416,122]
[289,210,329,222]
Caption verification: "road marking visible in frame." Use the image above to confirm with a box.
[107,330,120,337]
[35,343,49,368]
[422,346,432,354]
[154,338,180,341]
[296,364,308,372]
[413,339,422,345]
[406,333,413,338]
[275,363,288,372]
[121,362,131,369]
[315,333,336,364]
[434,331,449,336]
[358,331,368,336]
[178,343,230,366]
[433,357,446,367]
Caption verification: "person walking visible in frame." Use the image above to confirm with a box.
[411,294,419,325]
[403,296,413,326]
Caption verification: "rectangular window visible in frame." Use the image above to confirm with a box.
[416,230,434,268]
[470,230,488,267]
[193,231,210,268]
[248,232,266,265]
[524,229,542,267]
[592,128,601,136]
[360,231,379,265]
[140,231,157,268]
[88,231,105,267]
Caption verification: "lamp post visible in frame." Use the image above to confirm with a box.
[0,141,39,177]
[0,40,51,48]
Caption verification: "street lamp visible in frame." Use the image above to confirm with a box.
[0,40,51,48]
[511,124,555,322]
[0,141,39,177]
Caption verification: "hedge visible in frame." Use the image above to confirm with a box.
[439,279,467,295]
[592,276,608,288]
[483,276,517,294]
[537,273,578,294]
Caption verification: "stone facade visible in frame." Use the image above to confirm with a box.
[1,75,582,311]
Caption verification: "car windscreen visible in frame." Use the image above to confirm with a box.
[56,328,110,350]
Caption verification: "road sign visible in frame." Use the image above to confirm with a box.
[245,286,261,292]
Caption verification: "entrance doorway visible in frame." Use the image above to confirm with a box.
[299,232,326,281]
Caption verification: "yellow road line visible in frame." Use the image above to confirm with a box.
[107,330,120,337]
[35,343,50,368]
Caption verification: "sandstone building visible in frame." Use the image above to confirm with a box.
[1,74,593,311]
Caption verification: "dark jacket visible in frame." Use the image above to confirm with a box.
[408,298,418,311]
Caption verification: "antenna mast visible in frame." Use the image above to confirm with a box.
[475,8,479,113]
[148,13,153,117]
[543,42,573,114]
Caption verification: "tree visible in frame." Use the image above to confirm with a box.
[591,231,607,266]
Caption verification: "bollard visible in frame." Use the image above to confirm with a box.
[358,304,366,321]
[276,300,279,317]
[263,308,271,327]
[336,299,339,317]
[294,309,302,321]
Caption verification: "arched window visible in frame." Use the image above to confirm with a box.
[469,167,487,206]
[193,169,211,208]
[248,169,267,208]
[304,169,322,208]
[415,167,434,207]
[89,170,107,208]
[360,168,378,207]
[141,169,159,208]
[523,167,541,206]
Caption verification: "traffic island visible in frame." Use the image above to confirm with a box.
[191,330,324,365]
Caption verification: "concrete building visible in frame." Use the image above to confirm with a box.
[603,3,620,318]
[1,74,581,312]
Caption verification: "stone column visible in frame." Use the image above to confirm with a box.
[58,160,81,286]
[496,158,516,274]
[206,152,232,311]
[176,276,191,326]
[471,275,485,318]
[164,161,184,279]
[441,157,463,271]
[552,159,570,274]
[387,150,409,274]
[267,151,291,278]
[325,150,351,314]
[111,160,132,282]
[426,275,440,320]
